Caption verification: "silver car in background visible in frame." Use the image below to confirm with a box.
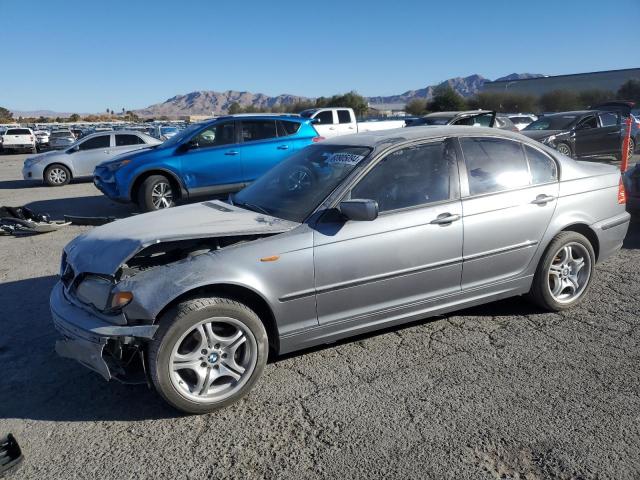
[50,126,630,413]
[23,130,161,186]
[49,130,77,150]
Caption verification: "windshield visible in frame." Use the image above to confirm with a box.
[420,117,452,126]
[161,123,203,147]
[233,144,372,222]
[51,131,72,138]
[524,115,578,131]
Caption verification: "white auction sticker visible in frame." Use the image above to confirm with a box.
[325,152,365,166]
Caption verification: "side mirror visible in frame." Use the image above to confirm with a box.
[339,199,378,221]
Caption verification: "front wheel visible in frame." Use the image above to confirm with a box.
[148,296,269,414]
[555,142,572,157]
[529,232,595,311]
[44,164,71,186]
[137,174,176,212]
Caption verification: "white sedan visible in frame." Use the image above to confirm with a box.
[22,130,161,186]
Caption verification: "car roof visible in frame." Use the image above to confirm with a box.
[542,110,595,117]
[211,114,306,123]
[424,110,493,118]
[320,125,539,149]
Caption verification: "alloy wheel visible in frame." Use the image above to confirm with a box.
[169,317,258,403]
[556,144,571,156]
[151,181,173,209]
[48,167,68,184]
[547,242,591,304]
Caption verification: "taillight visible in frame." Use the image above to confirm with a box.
[618,178,626,204]
[312,136,325,143]
[30,136,34,141]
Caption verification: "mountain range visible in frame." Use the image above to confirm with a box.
[9,73,544,118]
[133,73,543,117]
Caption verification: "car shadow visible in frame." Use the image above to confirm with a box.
[623,214,640,249]
[24,195,138,220]
[0,179,43,190]
[0,275,181,422]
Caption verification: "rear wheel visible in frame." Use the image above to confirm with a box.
[137,174,176,212]
[44,164,71,186]
[529,231,595,311]
[148,296,269,414]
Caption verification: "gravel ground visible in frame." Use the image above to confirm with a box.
[1,152,639,479]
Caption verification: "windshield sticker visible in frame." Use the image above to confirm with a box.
[325,152,366,166]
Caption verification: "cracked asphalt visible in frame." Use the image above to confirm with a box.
[1,152,639,479]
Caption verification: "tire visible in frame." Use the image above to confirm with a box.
[148,296,269,414]
[529,231,595,311]
[31,146,37,154]
[137,174,176,212]
[44,164,71,186]
[555,142,572,158]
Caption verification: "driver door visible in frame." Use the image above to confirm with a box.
[313,139,463,326]
[71,133,113,177]
[179,121,244,194]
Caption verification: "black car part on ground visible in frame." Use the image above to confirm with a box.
[0,434,23,477]
[0,206,69,235]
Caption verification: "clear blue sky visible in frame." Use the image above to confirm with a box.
[1,0,638,113]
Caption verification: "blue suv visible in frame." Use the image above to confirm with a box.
[94,115,321,211]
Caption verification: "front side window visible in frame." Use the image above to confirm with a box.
[78,135,110,150]
[193,122,236,148]
[315,111,334,124]
[460,137,530,196]
[577,115,597,130]
[115,134,145,146]
[337,110,352,124]
[525,145,557,184]
[241,120,277,142]
[351,141,455,213]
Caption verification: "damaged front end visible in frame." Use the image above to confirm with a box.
[51,200,299,383]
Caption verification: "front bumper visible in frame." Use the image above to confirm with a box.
[50,282,157,381]
[93,171,129,202]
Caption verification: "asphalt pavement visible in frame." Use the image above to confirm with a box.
[1,152,639,479]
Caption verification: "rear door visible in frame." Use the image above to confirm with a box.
[573,114,601,156]
[459,136,559,288]
[335,109,357,135]
[239,119,292,182]
[113,133,147,156]
[71,133,112,176]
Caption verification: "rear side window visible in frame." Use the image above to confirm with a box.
[241,120,277,142]
[6,129,30,135]
[79,135,110,150]
[351,141,456,212]
[337,110,352,124]
[115,134,145,146]
[460,137,530,196]
[598,112,619,127]
[525,145,557,184]
[276,120,301,136]
[314,111,334,124]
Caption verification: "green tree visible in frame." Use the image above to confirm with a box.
[428,85,467,112]
[469,92,537,113]
[228,102,242,114]
[577,89,614,108]
[318,91,369,117]
[0,106,14,123]
[538,90,581,112]
[405,99,428,116]
[617,79,640,103]
[69,113,81,122]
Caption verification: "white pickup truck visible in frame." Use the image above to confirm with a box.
[300,108,406,138]
[2,127,37,153]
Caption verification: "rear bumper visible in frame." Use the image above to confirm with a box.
[50,282,157,381]
[592,211,631,262]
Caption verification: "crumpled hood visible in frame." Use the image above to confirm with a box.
[521,129,566,141]
[65,200,299,275]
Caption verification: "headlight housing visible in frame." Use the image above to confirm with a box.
[75,275,113,311]
[105,159,131,172]
[541,135,556,146]
[24,157,42,167]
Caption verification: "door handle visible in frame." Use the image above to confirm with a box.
[277,145,289,150]
[531,194,556,205]
[430,213,460,225]
[329,127,336,130]
[225,151,239,156]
